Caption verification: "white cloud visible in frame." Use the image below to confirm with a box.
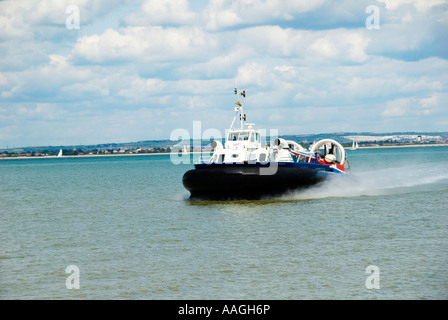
[307,29,370,63]
[72,28,146,63]
[368,0,448,60]
[71,25,218,64]
[377,0,446,11]
[1,54,95,102]
[126,0,198,26]
[0,6,31,40]
[17,103,67,121]
[175,46,255,79]
[381,93,445,118]
[236,62,275,88]
[118,78,166,99]
[0,0,126,40]
[234,26,370,65]
[310,38,337,59]
[202,0,325,31]
[419,95,438,110]
[381,99,410,117]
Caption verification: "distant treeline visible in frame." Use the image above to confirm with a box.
[2,132,447,155]
[0,147,173,157]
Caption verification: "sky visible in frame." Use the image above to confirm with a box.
[1,0,447,148]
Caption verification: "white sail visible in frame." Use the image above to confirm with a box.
[57,149,63,157]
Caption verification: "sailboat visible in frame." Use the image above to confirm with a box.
[57,149,63,158]
[351,139,358,150]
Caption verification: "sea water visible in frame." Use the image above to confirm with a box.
[1,147,447,299]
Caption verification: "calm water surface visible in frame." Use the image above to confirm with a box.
[1,147,447,299]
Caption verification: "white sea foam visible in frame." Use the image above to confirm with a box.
[172,191,191,201]
[280,163,448,201]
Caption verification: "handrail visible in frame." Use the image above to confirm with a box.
[344,160,351,173]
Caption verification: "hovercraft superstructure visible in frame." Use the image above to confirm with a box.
[182,89,350,200]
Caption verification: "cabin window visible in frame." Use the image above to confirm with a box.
[259,153,266,162]
[232,154,238,158]
[250,133,255,142]
[239,133,249,141]
[229,133,238,141]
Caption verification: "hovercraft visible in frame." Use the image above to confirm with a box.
[182,89,350,200]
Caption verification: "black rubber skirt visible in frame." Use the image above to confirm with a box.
[182,162,337,200]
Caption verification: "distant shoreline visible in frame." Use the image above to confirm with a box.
[0,152,174,160]
[355,143,448,149]
[1,144,447,160]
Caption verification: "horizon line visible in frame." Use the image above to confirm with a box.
[2,130,448,151]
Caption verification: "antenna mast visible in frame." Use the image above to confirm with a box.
[234,88,246,130]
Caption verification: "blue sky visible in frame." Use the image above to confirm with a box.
[1,0,447,148]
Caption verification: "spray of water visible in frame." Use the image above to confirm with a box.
[177,158,448,202]
[279,163,448,201]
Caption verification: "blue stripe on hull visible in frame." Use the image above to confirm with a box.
[195,161,344,174]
